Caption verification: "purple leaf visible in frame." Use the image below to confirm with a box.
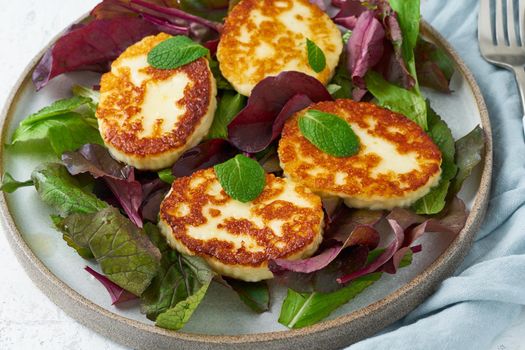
[62,144,144,227]
[347,11,386,89]
[140,178,169,223]
[171,139,238,178]
[33,18,159,90]
[272,245,343,274]
[337,218,404,284]
[227,71,332,153]
[415,38,454,93]
[85,266,138,305]
[332,0,366,29]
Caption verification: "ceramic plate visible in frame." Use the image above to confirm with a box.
[0,18,492,349]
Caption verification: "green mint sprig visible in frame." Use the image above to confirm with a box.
[148,36,209,70]
[214,154,266,203]
[298,110,360,158]
[306,38,326,73]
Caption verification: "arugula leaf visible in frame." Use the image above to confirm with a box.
[208,92,246,139]
[140,224,213,329]
[0,172,33,193]
[224,278,270,313]
[214,154,266,203]
[299,110,360,157]
[306,38,326,73]
[157,169,175,184]
[31,163,107,216]
[148,36,209,70]
[450,126,485,195]
[57,208,161,296]
[279,273,382,329]
[365,71,427,129]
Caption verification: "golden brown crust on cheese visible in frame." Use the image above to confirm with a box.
[278,99,442,200]
[217,0,341,94]
[159,169,323,267]
[96,33,213,158]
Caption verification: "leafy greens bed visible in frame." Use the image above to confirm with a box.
[1,0,485,331]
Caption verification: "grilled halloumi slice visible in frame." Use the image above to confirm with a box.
[159,168,324,281]
[278,99,442,210]
[217,0,343,96]
[96,33,217,170]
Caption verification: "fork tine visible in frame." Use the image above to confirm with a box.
[507,0,519,45]
[479,0,494,44]
[518,0,525,46]
[496,0,507,45]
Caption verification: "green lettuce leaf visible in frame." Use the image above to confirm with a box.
[0,172,33,193]
[140,224,213,329]
[224,278,270,313]
[389,0,421,89]
[412,104,457,214]
[450,126,485,194]
[31,163,107,216]
[10,95,102,156]
[57,208,161,296]
[365,71,427,129]
[207,91,246,139]
[278,249,413,329]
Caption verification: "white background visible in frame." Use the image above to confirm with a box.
[0,1,524,349]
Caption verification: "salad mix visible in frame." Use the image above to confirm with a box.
[1,0,485,331]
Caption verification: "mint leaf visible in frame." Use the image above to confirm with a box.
[224,278,270,313]
[31,163,107,216]
[147,36,209,70]
[365,71,427,129]
[157,169,175,184]
[0,172,33,193]
[214,154,266,203]
[207,92,246,139]
[58,208,161,296]
[306,38,326,73]
[450,126,485,195]
[298,110,359,157]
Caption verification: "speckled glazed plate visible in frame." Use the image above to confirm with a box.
[0,17,492,349]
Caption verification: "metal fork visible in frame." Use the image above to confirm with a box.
[479,0,525,136]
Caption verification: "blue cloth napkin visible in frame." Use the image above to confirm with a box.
[349,0,525,349]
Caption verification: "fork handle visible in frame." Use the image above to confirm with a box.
[511,66,525,136]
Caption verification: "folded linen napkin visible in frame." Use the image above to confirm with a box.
[349,0,525,348]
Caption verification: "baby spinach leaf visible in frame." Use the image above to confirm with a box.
[13,96,90,128]
[223,278,270,313]
[306,38,326,73]
[298,110,359,158]
[31,163,107,216]
[279,273,382,329]
[0,172,33,193]
[208,92,246,139]
[148,35,209,70]
[411,180,450,215]
[450,126,485,195]
[214,154,266,203]
[58,208,161,296]
[140,224,213,329]
[365,71,427,129]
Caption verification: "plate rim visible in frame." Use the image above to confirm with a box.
[0,17,493,349]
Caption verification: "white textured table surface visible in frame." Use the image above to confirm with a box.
[0,1,524,349]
